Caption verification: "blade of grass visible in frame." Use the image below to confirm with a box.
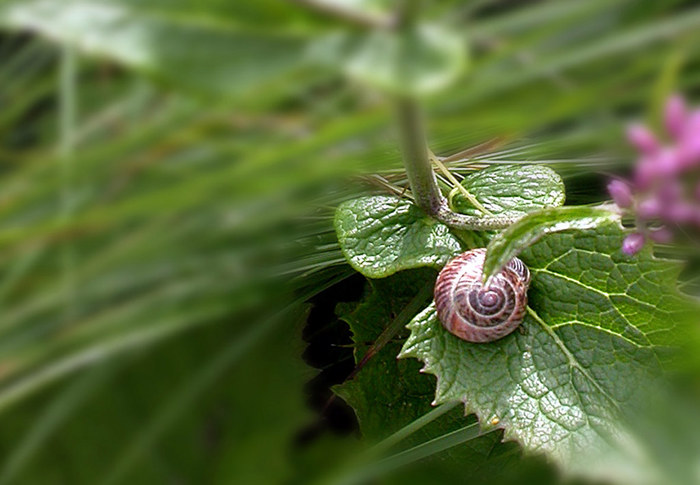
[58,45,77,320]
[0,362,119,485]
[325,421,496,485]
[100,271,352,485]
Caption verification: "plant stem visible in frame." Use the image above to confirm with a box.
[396,97,443,213]
[363,401,460,457]
[294,0,517,231]
[430,151,492,215]
[326,421,496,485]
[59,46,77,319]
[318,281,433,416]
[395,97,518,230]
[392,0,517,230]
[397,0,421,29]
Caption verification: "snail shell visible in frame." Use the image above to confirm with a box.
[434,249,530,343]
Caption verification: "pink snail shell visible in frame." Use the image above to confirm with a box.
[434,249,530,343]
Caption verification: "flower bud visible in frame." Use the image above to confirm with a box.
[627,124,659,155]
[663,202,695,224]
[678,111,700,165]
[653,148,682,177]
[607,179,632,208]
[622,233,645,255]
[649,227,673,244]
[634,157,656,189]
[665,94,687,139]
[656,180,682,204]
[638,198,661,219]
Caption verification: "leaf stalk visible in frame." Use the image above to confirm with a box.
[395,98,518,230]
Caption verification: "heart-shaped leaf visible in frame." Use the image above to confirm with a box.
[450,164,565,217]
[334,269,551,483]
[334,195,464,278]
[399,223,698,482]
[335,165,568,279]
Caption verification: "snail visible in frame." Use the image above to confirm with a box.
[434,248,530,343]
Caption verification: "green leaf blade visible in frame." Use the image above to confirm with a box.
[334,195,463,278]
[400,224,699,482]
[483,206,619,281]
[332,270,546,485]
[451,164,565,218]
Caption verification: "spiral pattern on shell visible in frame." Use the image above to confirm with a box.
[434,249,530,343]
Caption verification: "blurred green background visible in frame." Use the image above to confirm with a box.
[0,0,698,483]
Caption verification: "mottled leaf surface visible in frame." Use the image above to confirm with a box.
[334,270,558,485]
[334,196,463,278]
[400,224,697,482]
[483,206,619,280]
[451,164,565,218]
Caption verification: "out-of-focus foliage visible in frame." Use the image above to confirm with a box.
[0,0,314,101]
[309,23,468,96]
[0,0,696,483]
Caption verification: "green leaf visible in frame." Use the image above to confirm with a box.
[334,195,463,279]
[399,223,698,482]
[333,270,557,485]
[483,206,619,280]
[450,164,565,218]
[334,270,442,439]
[0,0,309,100]
[309,24,468,96]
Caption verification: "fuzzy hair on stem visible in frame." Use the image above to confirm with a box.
[395,97,519,231]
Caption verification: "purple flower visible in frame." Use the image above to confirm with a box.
[627,124,659,155]
[654,148,682,177]
[633,149,683,184]
[609,94,700,255]
[607,179,632,208]
[622,233,645,255]
[649,227,673,244]
[637,198,661,219]
[663,202,695,224]
[656,180,682,204]
[634,156,656,189]
[678,111,700,164]
[665,94,687,139]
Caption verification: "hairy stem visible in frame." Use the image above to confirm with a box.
[395,98,518,230]
[395,97,442,212]
[292,0,519,231]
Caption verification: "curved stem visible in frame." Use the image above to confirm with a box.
[436,204,519,231]
[395,97,518,230]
